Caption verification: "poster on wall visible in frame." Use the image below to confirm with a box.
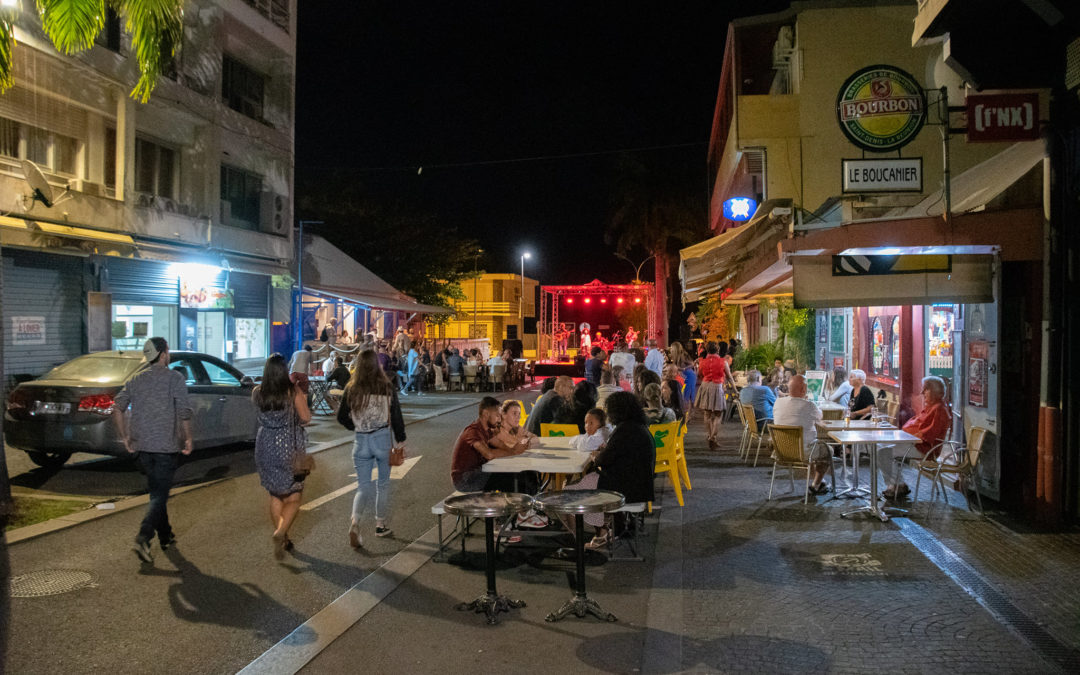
[13,317,46,345]
[817,313,828,344]
[804,370,827,401]
[180,280,234,309]
[968,340,988,408]
[829,315,845,353]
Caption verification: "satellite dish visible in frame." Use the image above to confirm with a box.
[20,160,72,209]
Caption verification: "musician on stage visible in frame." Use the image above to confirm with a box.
[580,324,592,352]
[625,326,639,347]
[594,331,609,353]
[554,326,569,358]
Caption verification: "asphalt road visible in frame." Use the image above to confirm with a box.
[4,389,526,674]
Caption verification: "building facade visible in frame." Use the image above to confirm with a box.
[1,0,296,379]
[425,273,539,357]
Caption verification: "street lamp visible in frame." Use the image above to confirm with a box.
[472,248,483,339]
[296,220,323,351]
[520,252,532,345]
[615,252,656,283]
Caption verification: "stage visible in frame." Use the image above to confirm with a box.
[532,359,585,378]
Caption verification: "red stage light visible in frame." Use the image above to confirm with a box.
[634,297,642,304]
[617,298,624,304]
[584,298,591,304]
[566,298,574,304]
[600,298,607,303]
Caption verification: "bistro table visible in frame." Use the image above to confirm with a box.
[532,489,624,622]
[816,419,897,498]
[483,435,591,491]
[827,429,921,522]
[444,492,534,624]
[308,375,333,415]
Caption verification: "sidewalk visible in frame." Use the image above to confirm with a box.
[293,417,1080,674]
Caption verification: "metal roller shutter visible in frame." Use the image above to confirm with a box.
[3,250,85,378]
[230,271,268,318]
[0,86,89,139]
[104,258,179,305]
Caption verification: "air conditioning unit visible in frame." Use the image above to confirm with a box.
[258,191,287,235]
[220,199,232,225]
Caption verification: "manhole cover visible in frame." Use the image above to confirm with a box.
[10,569,97,598]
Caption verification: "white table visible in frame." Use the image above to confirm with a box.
[817,421,897,498]
[828,429,920,522]
[483,436,591,490]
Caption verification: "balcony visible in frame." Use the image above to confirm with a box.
[240,0,290,34]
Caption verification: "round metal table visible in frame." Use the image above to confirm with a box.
[533,489,625,622]
[443,491,534,624]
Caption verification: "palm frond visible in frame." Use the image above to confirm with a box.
[35,0,105,54]
[119,0,183,102]
[0,14,14,94]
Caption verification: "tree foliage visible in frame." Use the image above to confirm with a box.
[1,0,184,102]
[296,172,481,316]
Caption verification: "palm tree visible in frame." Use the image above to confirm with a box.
[606,153,708,347]
[0,0,184,102]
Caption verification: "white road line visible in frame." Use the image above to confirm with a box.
[237,526,440,675]
[299,456,422,512]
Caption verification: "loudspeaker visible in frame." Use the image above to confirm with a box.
[502,339,523,359]
[523,317,537,333]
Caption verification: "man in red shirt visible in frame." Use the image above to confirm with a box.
[451,397,529,492]
[878,376,953,499]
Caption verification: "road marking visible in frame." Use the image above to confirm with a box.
[237,526,439,675]
[299,456,421,512]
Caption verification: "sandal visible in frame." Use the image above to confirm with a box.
[584,533,611,551]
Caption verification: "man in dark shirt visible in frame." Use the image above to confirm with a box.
[585,347,606,385]
[446,348,465,376]
[525,375,574,436]
[451,397,528,492]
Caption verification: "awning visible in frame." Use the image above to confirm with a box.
[0,216,135,245]
[679,198,792,303]
[302,234,448,314]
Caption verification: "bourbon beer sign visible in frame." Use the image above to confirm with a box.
[966,93,1039,142]
[836,65,926,152]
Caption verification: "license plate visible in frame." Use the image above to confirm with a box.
[32,401,71,415]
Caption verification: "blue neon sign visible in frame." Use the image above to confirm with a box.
[723,197,757,222]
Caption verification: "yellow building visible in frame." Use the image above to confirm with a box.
[426,273,540,357]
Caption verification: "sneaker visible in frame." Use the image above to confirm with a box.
[375,526,393,538]
[349,522,363,549]
[516,513,549,529]
[160,534,177,551]
[133,539,154,563]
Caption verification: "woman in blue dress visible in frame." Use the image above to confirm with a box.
[253,353,312,560]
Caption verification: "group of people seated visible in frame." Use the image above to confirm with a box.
[450,379,664,549]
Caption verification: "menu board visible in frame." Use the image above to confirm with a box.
[804,370,827,401]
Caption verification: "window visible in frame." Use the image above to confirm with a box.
[0,117,82,176]
[104,127,116,189]
[220,165,262,228]
[222,55,265,121]
[135,137,177,199]
[94,7,122,52]
[200,358,241,386]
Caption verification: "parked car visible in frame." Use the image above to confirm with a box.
[5,350,259,468]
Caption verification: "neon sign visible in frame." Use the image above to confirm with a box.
[723,197,757,221]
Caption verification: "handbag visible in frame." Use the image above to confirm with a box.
[389,445,406,467]
[288,403,315,480]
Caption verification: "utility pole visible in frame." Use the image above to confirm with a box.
[295,220,323,352]
[471,248,483,339]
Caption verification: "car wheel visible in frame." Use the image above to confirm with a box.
[27,450,72,468]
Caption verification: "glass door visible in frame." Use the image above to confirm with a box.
[197,311,226,359]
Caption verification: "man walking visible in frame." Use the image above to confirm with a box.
[644,338,665,377]
[114,337,193,563]
[289,344,314,394]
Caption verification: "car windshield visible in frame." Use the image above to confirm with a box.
[40,356,144,384]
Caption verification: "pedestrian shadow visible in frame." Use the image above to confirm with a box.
[160,548,305,639]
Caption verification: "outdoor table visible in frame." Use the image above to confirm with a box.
[443,492,534,624]
[827,429,920,522]
[816,420,897,498]
[308,375,333,415]
[483,435,591,491]
[532,489,624,622]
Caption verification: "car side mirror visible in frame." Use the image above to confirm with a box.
[241,376,255,387]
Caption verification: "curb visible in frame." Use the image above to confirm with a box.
[3,386,535,546]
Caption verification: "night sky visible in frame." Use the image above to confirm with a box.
[295,1,792,284]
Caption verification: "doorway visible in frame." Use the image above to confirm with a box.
[197,311,226,360]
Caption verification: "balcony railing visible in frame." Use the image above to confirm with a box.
[240,0,290,33]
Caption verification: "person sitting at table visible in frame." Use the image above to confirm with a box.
[642,383,676,425]
[569,408,610,452]
[739,369,776,430]
[611,365,631,393]
[487,349,507,367]
[446,348,465,379]
[526,375,574,436]
[574,392,656,550]
[772,374,831,495]
[847,369,876,420]
[826,367,853,407]
[596,368,621,409]
[878,375,952,500]
[584,346,606,385]
[661,379,686,422]
[556,380,599,432]
[767,358,789,392]
[490,399,536,452]
[609,342,637,375]
[450,397,530,494]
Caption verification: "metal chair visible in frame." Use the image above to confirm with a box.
[914,426,988,513]
[767,425,814,504]
[463,364,478,391]
[734,400,751,460]
[741,403,772,467]
[489,364,506,391]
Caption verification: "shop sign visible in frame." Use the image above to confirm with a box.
[722,197,757,221]
[968,340,989,408]
[833,254,950,277]
[180,280,234,309]
[842,158,922,193]
[12,316,45,345]
[836,65,926,152]
[966,93,1039,143]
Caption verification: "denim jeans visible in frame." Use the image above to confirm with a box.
[137,452,179,544]
[351,427,392,522]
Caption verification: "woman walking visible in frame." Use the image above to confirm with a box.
[694,341,733,450]
[337,350,406,548]
[253,354,312,560]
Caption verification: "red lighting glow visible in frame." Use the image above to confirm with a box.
[600,298,607,303]
[634,297,642,304]
[584,298,591,304]
[617,298,624,304]
[566,298,574,304]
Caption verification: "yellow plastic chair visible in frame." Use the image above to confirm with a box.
[540,423,580,437]
[674,420,692,490]
[767,424,815,504]
[741,403,772,467]
[650,421,683,507]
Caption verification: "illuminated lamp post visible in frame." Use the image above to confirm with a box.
[296,220,323,351]
[519,252,532,347]
[472,248,483,339]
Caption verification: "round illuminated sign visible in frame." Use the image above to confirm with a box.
[836,65,926,152]
[723,197,757,222]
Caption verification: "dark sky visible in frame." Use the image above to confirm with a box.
[295,1,791,284]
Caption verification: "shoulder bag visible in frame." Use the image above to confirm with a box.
[289,401,315,480]
[387,393,406,466]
